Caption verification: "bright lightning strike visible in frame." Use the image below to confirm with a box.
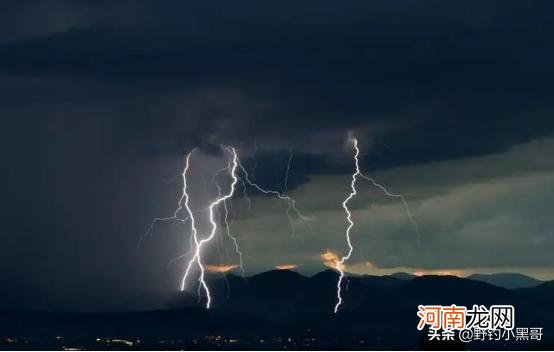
[334,138,419,313]
[213,159,245,278]
[181,147,239,309]
[145,144,310,310]
[334,138,360,313]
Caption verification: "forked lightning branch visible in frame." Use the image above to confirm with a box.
[145,137,418,312]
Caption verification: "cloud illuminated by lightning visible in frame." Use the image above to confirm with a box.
[321,249,345,271]
[206,264,239,273]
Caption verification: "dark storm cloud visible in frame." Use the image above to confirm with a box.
[2,0,554,166]
[2,0,554,311]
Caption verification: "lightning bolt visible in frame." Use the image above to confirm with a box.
[334,138,419,313]
[137,179,191,249]
[145,138,415,312]
[180,147,239,309]
[212,159,245,278]
[236,159,311,237]
[357,174,420,245]
[284,148,293,194]
[222,199,245,277]
[137,214,189,249]
[334,138,360,313]
[137,149,204,251]
[145,143,311,309]
[140,150,198,277]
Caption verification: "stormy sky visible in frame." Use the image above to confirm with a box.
[1,0,554,312]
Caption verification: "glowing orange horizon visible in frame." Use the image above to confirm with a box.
[321,249,345,271]
[206,264,239,273]
[319,249,467,277]
[275,264,298,270]
[412,269,466,277]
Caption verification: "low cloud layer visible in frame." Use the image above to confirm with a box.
[221,138,554,277]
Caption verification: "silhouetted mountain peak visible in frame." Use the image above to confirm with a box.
[538,280,554,289]
[388,272,416,280]
[412,274,462,282]
[3,269,554,349]
[249,269,307,283]
[310,269,339,280]
[467,272,543,289]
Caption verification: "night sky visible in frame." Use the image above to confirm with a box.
[1,0,554,312]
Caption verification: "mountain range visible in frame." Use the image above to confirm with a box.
[1,269,552,349]
[466,272,543,289]
[387,271,544,289]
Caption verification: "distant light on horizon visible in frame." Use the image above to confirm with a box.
[321,249,344,271]
[206,264,239,273]
[275,264,298,270]
[412,269,466,277]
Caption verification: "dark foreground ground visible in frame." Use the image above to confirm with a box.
[1,270,553,350]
